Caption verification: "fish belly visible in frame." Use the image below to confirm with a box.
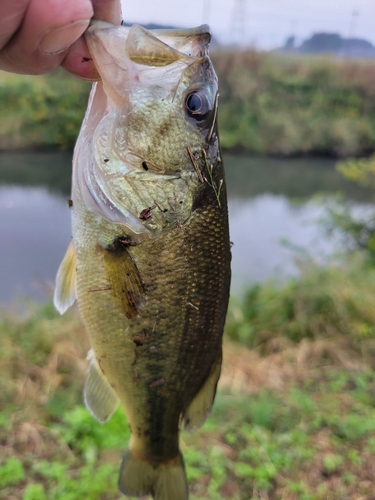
[72,187,230,499]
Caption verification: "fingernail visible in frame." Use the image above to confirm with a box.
[40,20,90,55]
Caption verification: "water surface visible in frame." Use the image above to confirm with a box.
[0,151,371,303]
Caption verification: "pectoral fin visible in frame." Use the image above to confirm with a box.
[84,349,119,424]
[183,351,222,431]
[53,242,77,315]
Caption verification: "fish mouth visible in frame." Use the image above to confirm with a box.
[87,20,212,59]
[84,22,212,107]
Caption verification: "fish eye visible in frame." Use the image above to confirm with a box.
[185,91,211,120]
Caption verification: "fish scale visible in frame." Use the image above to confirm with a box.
[73,187,230,465]
[54,21,231,500]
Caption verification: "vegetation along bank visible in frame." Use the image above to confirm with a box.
[1,51,375,156]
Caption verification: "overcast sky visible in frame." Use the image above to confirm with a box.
[121,0,375,49]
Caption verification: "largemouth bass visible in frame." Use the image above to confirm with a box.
[54,21,231,500]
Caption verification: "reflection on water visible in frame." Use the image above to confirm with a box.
[0,187,71,303]
[224,154,373,201]
[0,151,372,303]
[229,196,339,291]
[0,151,372,201]
[0,151,72,194]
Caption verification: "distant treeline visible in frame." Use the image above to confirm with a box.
[1,50,375,157]
[282,32,375,59]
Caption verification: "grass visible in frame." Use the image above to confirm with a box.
[2,51,375,156]
[211,50,375,157]
[2,256,375,499]
[226,253,375,351]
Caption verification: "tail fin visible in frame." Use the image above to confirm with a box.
[118,447,188,500]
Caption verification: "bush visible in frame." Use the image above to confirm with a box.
[225,255,375,349]
[0,69,90,150]
[323,154,375,261]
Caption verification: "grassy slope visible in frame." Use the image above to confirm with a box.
[2,52,375,156]
[2,256,375,499]
[213,51,375,157]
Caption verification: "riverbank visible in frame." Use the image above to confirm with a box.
[1,51,375,156]
[1,255,375,499]
[213,51,375,157]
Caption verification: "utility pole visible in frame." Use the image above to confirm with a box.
[231,0,247,46]
[348,9,359,39]
[344,9,359,58]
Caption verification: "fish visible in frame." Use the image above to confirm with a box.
[54,20,231,500]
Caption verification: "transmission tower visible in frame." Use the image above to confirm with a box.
[348,9,359,39]
[231,0,247,46]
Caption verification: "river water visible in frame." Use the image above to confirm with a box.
[0,151,372,304]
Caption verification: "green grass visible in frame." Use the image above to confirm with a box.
[2,257,375,499]
[2,364,375,499]
[212,50,375,157]
[226,253,375,351]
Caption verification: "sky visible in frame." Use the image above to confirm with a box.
[121,0,375,49]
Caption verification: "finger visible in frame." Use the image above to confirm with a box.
[92,0,122,24]
[62,0,122,80]
[0,0,30,49]
[0,0,93,74]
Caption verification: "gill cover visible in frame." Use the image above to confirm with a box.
[72,22,216,239]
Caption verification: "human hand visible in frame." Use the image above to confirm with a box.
[0,0,121,79]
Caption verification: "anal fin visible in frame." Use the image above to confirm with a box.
[54,241,77,314]
[84,349,119,423]
[183,351,222,431]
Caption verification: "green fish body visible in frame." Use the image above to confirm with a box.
[54,21,231,500]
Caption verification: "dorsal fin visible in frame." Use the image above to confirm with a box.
[54,242,77,315]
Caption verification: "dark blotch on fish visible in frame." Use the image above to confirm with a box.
[139,206,156,221]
